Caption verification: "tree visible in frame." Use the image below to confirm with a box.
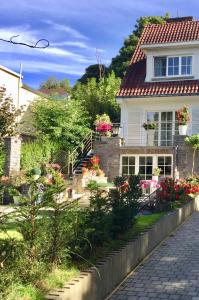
[72,72,121,126]
[78,64,109,84]
[109,14,169,78]
[31,98,90,150]
[185,135,199,174]
[40,77,71,98]
[0,87,22,142]
[40,76,59,90]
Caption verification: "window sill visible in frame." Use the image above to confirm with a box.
[151,75,194,82]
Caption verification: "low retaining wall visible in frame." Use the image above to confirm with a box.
[45,197,199,300]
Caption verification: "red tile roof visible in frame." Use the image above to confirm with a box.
[118,18,199,97]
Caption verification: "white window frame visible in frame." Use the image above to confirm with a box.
[120,154,173,178]
[146,110,178,146]
[154,55,193,78]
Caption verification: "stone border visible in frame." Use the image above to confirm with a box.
[45,197,199,300]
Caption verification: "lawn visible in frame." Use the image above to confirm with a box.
[0,211,166,300]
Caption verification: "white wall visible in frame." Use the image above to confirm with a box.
[118,95,199,146]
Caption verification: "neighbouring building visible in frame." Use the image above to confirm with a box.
[0,65,39,109]
[94,16,199,181]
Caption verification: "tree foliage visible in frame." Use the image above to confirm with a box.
[185,134,199,174]
[78,64,109,84]
[31,98,90,150]
[109,14,170,78]
[72,72,121,125]
[40,76,71,97]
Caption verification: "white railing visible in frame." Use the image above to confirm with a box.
[113,122,197,147]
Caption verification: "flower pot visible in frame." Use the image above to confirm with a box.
[152,175,159,182]
[147,129,155,146]
[179,124,188,135]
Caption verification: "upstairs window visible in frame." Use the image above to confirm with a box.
[154,55,192,77]
[154,57,166,77]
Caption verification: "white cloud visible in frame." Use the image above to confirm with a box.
[2,58,85,75]
[45,20,88,40]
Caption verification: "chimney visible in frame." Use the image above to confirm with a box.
[166,17,194,23]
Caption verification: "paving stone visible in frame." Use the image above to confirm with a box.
[110,212,199,300]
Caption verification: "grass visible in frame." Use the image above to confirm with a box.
[1,212,166,300]
[3,267,80,300]
[0,224,23,240]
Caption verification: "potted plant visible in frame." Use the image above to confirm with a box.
[95,113,112,141]
[152,167,161,181]
[142,122,157,146]
[176,105,190,135]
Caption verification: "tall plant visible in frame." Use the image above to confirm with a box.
[185,134,199,174]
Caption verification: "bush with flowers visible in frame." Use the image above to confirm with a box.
[82,155,105,177]
[155,175,199,211]
[94,113,112,137]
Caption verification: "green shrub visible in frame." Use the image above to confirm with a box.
[21,139,58,171]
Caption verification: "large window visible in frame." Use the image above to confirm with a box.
[154,55,192,77]
[121,155,172,178]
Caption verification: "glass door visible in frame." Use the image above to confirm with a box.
[146,111,176,146]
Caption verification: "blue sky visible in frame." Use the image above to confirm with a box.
[0,0,199,88]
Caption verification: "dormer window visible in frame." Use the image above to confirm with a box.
[154,55,192,77]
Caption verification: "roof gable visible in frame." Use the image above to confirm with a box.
[118,17,199,97]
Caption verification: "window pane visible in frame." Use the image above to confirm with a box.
[181,66,187,75]
[122,166,128,175]
[129,157,135,165]
[158,156,164,165]
[122,157,128,165]
[129,166,135,175]
[146,166,152,174]
[139,157,145,165]
[154,57,166,77]
[146,156,153,165]
[181,56,192,75]
[147,112,159,122]
[139,166,145,174]
[165,156,172,165]
[168,57,179,76]
[165,166,171,175]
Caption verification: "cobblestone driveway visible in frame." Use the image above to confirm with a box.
[110,212,199,300]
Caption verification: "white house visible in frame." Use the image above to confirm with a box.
[115,16,199,180]
[0,65,39,109]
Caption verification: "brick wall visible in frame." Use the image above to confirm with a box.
[93,137,121,181]
[4,136,21,176]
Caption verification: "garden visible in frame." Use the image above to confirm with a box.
[1,86,199,300]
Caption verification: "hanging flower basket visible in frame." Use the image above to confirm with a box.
[176,106,190,135]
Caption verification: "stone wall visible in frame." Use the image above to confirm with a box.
[4,136,21,176]
[93,137,121,181]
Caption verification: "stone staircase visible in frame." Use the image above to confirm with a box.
[73,152,94,175]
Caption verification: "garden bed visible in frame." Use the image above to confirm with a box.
[1,212,165,300]
[45,197,198,300]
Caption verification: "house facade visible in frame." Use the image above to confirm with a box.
[95,17,199,181]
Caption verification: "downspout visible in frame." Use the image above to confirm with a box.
[17,63,22,122]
